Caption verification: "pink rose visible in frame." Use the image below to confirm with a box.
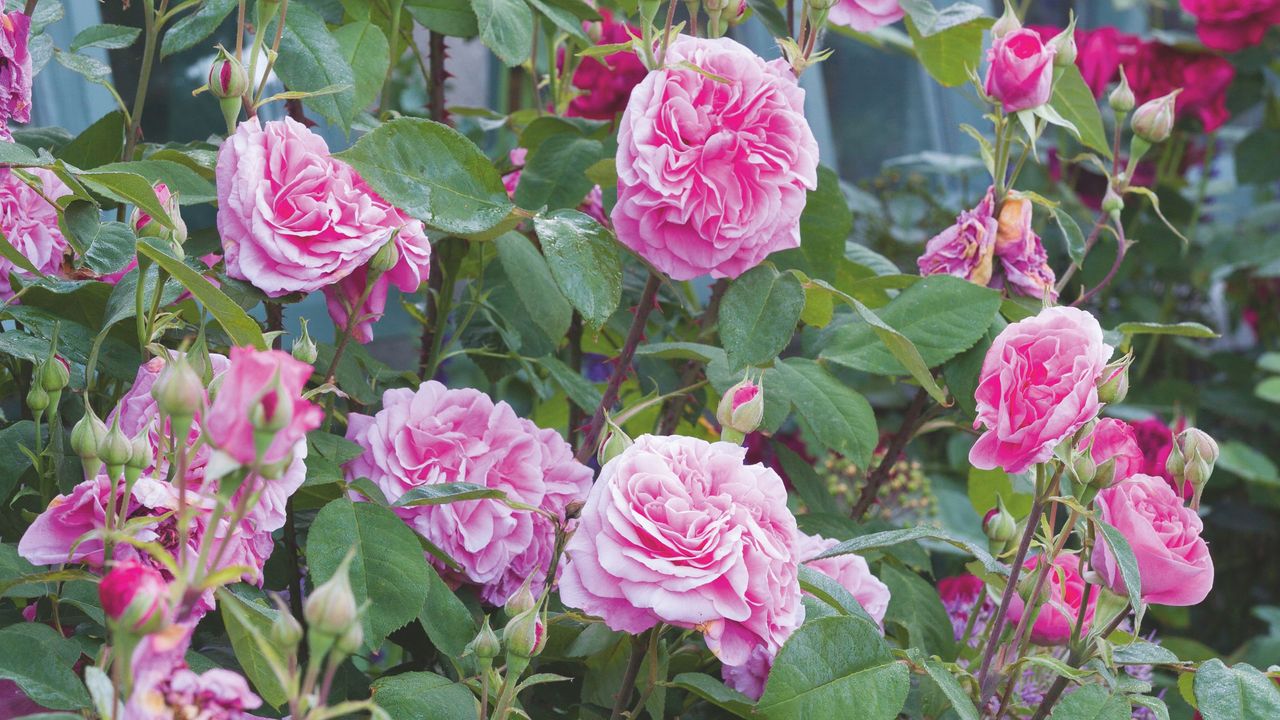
[722,645,772,700]
[1091,473,1214,606]
[984,29,1056,112]
[1130,415,1194,499]
[828,0,904,31]
[204,347,323,468]
[345,381,592,605]
[566,10,648,121]
[970,306,1112,474]
[938,574,995,643]
[1028,26,1142,98]
[612,35,819,280]
[0,11,32,140]
[1085,418,1144,485]
[0,168,70,299]
[127,623,262,720]
[1007,552,1097,645]
[100,560,171,633]
[917,188,997,285]
[797,532,891,626]
[994,194,1058,301]
[216,118,400,296]
[559,434,803,666]
[1180,0,1280,52]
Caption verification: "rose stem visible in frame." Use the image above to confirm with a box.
[850,386,930,519]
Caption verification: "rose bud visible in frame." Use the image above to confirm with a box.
[984,28,1056,113]
[503,606,546,660]
[334,620,364,656]
[1131,90,1180,144]
[132,183,188,248]
[271,605,304,650]
[369,232,401,275]
[209,46,248,100]
[466,616,502,661]
[292,318,319,366]
[39,355,70,393]
[1096,353,1132,405]
[1101,184,1124,219]
[717,377,764,442]
[505,578,538,619]
[1169,428,1218,509]
[1048,20,1077,67]
[305,553,359,639]
[597,415,633,466]
[26,385,48,415]
[71,406,109,479]
[1109,66,1135,113]
[151,354,204,422]
[99,416,134,480]
[1072,448,1097,488]
[982,496,1018,555]
[990,0,1021,39]
[125,427,154,486]
[100,561,171,635]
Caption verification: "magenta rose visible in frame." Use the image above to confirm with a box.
[828,0,904,31]
[1129,42,1235,133]
[994,194,1058,301]
[559,434,803,666]
[346,381,592,605]
[1007,551,1097,645]
[0,11,32,140]
[1085,418,1144,485]
[970,306,1112,474]
[566,9,648,121]
[0,168,71,299]
[100,560,171,633]
[917,188,997,285]
[984,29,1056,112]
[204,347,323,468]
[1091,473,1214,606]
[1181,0,1280,52]
[938,574,994,643]
[612,35,819,280]
[216,118,398,296]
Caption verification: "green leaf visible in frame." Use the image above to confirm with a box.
[307,498,433,643]
[526,0,591,43]
[70,23,139,52]
[1256,377,1280,404]
[494,232,572,345]
[533,210,621,329]
[1113,639,1179,665]
[798,565,878,626]
[898,0,986,35]
[272,3,357,129]
[1051,205,1087,266]
[794,166,853,280]
[333,21,390,115]
[1096,519,1143,612]
[101,265,184,331]
[1049,685,1132,720]
[55,111,124,170]
[74,169,174,229]
[136,238,266,349]
[0,623,90,710]
[770,358,877,468]
[405,0,480,37]
[756,616,909,719]
[776,442,834,514]
[218,587,289,708]
[92,159,217,206]
[634,341,724,363]
[967,466,1032,520]
[79,221,136,275]
[743,0,789,37]
[0,225,45,276]
[1235,129,1280,185]
[419,569,477,658]
[514,134,604,212]
[880,563,957,659]
[335,118,514,236]
[539,354,603,412]
[813,525,1008,577]
[371,671,478,719]
[1216,441,1279,486]
[1194,660,1280,720]
[921,657,980,720]
[820,274,1002,376]
[392,482,508,507]
[906,16,988,88]
[719,264,805,369]
[162,0,238,57]
[1113,321,1218,340]
[1048,65,1112,159]
[54,50,112,88]
[473,0,534,67]
[0,140,41,165]
[669,673,755,718]
[0,421,37,502]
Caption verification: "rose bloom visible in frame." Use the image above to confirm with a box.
[1092,473,1214,606]
[127,623,263,720]
[1131,415,1192,499]
[559,434,803,666]
[565,9,648,121]
[828,0,904,32]
[938,574,995,644]
[917,188,997,285]
[1181,0,1280,52]
[217,118,407,296]
[994,195,1058,301]
[1086,418,1144,485]
[970,306,1113,474]
[984,29,1056,112]
[1007,551,1097,645]
[204,347,323,468]
[0,168,71,299]
[0,11,32,140]
[612,35,819,280]
[346,381,592,605]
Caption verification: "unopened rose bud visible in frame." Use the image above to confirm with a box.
[71,406,109,479]
[250,376,294,434]
[370,233,400,275]
[39,355,70,393]
[1090,455,1118,490]
[1109,67,1135,113]
[334,620,364,656]
[151,354,204,421]
[1097,353,1132,406]
[208,46,248,100]
[1170,428,1217,508]
[1131,90,1179,143]
[1101,185,1124,219]
[1072,449,1097,487]
[305,553,360,638]
[271,606,304,650]
[991,0,1021,39]
[504,578,537,619]
[125,428,154,486]
[26,385,49,415]
[503,606,546,659]
[982,496,1018,555]
[585,20,603,43]
[717,377,763,440]
[597,416,633,466]
[100,561,171,635]
[133,183,187,248]
[564,500,584,520]
[466,616,502,661]
[292,318,318,365]
[1049,22,1077,66]
[99,416,133,479]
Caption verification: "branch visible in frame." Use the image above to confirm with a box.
[850,387,929,520]
[1071,220,1128,307]
[1028,605,1131,720]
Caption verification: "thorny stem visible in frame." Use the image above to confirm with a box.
[1071,220,1127,307]
[379,0,404,115]
[1028,605,1131,720]
[850,387,929,519]
[659,0,679,66]
[575,274,662,464]
[253,0,290,105]
[610,629,653,720]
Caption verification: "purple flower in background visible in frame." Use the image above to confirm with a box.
[0,11,32,141]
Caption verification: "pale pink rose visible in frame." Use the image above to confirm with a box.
[345,381,592,605]
[18,474,138,569]
[204,346,323,468]
[1006,551,1096,645]
[1091,473,1214,606]
[559,434,803,666]
[127,623,263,720]
[1181,0,1280,52]
[216,118,396,296]
[984,29,1056,112]
[796,532,891,626]
[918,189,998,285]
[970,306,1112,474]
[828,0,905,32]
[612,36,819,280]
[0,12,32,140]
[1085,418,1144,485]
[0,168,71,299]
[994,195,1058,301]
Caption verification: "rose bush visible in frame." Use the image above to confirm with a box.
[0,0,1273,719]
